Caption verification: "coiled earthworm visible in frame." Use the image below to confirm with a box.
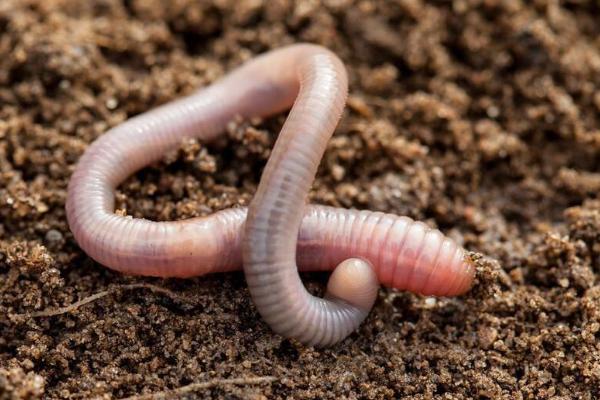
[66,44,475,346]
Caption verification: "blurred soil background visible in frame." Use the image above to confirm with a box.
[0,0,599,398]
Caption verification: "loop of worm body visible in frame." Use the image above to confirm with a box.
[66,44,475,347]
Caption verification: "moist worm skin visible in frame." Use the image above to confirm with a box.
[66,44,475,346]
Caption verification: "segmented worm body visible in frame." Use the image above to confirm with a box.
[66,44,475,346]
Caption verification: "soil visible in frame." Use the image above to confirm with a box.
[1,0,599,399]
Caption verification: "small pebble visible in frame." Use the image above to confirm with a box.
[106,97,118,110]
[45,229,63,244]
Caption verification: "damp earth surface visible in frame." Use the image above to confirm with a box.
[1,0,599,398]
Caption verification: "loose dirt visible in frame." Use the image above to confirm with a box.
[1,1,599,398]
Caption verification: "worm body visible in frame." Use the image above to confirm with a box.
[66,44,475,346]
[243,45,381,346]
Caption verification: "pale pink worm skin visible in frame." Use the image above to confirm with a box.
[66,44,475,346]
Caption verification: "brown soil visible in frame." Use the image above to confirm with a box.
[1,0,599,399]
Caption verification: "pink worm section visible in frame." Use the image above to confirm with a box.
[66,44,475,345]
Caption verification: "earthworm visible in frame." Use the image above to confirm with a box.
[66,44,475,346]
